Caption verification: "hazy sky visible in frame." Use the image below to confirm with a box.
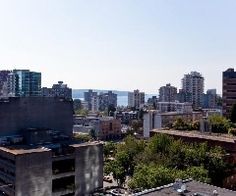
[0,0,236,94]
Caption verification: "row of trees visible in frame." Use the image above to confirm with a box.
[104,134,230,190]
[171,114,236,135]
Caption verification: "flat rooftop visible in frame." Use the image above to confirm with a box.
[133,179,236,196]
[70,141,103,148]
[0,141,103,155]
[151,129,236,143]
[0,146,51,155]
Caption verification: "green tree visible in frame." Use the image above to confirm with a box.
[108,104,116,117]
[130,120,143,133]
[75,108,89,116]
[209,114,231,133]
[186,166,210,183]
[104,142,116,158]
[73,99,82,112]
[205,146,228,187]
[148,134,172,154]
[73,133,91,142]
[172,118,190,130]
[109,160,126,187]
[89,129,97,140]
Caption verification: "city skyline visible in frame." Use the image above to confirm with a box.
[0,1,236,93]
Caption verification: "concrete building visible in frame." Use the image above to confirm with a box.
[99,91,117,111]
[202,89,217,109]
[0,97,73,137]
[182,71,204,109]
[159,83,177,102]
[84,90,98,111]
[156,101,193,113]
[81,100,89,110]
[223,68,236,117]
[0,70,10,97]
[128,90,145,109]
[177,89,191,103]
[116,111,139,125]
[147,96,158,109]
[91,96,100,113]
[143,110,159,138]
[0,97,103,195]
[42,81,72,100]
[0,142,103,196]
[143,110,202,137]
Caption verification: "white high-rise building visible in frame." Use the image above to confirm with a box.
[182,71,204,109]
[128,90,145,109]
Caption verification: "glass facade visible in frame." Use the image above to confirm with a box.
[13,70,41,97]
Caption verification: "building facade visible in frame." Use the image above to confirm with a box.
[128,90,145,109]
[91,95,100,112]
[223,68,236,117]
[0,70,10,97]
[42,81,72,100]
[73,116,122,140]
[84,90,98,111]
[8,69,41,97]
[0,142,103,196]
[202,89,217,109]
[143,110,159,138]
[99,91,117,111]
[156,101,193,113]
[0,97,103,195]
[159,83,177,102]
[182,71,204,109]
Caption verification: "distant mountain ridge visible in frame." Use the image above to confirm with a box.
[72,89,129,99]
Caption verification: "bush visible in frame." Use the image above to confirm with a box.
[209,115,230,133]
[228,127,236,136]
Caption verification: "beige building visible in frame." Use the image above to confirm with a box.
[159,83,177,102]
[128,90,145,109]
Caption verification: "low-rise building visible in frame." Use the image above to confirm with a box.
[73,116,121,140]
[116,111,139,124]
[156,101,193,113]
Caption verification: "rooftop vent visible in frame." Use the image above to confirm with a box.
[213,190,218,195]
[173,179,187,194]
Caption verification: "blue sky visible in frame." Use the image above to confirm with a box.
[0,0,236,94]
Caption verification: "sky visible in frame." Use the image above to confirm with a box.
[0,0,236,94]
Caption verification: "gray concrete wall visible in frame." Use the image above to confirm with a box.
[75,143,103,195]
[0,97,73,137]
[15,151,52,196]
